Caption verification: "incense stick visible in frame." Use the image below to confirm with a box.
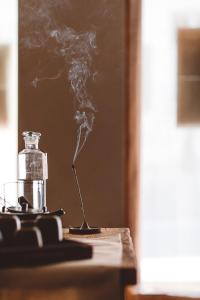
[72,164,89,229]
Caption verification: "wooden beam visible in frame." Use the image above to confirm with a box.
[125,0,141,255]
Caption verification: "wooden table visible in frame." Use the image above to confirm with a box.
[64,228,137,286]
[0,228,137,300]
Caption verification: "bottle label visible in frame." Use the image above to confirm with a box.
[18,153,48,180]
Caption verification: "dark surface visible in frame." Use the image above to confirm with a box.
[0,239,92,268]
[0,208,65,220]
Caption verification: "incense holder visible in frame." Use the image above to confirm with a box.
[69,226,101,235]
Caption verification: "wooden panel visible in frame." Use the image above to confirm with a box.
[19,0,127,227]
[178,28,200,124]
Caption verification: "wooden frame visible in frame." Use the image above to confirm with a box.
[125,0,141,252]
[178,28,200,124]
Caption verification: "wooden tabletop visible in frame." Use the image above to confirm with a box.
[64,227,137,285]
[0,228,137,289]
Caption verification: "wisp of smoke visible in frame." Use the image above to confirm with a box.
[20,0,97,164]
[73,111,95,164]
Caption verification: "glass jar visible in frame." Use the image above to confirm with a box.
[18,131,48,211]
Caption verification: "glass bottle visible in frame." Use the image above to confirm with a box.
[18,131,48,211]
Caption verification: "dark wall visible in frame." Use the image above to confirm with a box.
[19,0,127,227]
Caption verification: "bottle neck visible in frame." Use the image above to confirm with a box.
[25,142,39,150]
[24,135,39,150]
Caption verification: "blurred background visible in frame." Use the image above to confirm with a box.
[0,0,18,200]
[140,0,200,283]
[0,0,200,286]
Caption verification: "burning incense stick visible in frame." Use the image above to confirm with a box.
[72,164,90,229]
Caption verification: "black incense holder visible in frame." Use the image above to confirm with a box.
[69,226,101,235]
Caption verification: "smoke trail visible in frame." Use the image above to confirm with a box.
[73,111,95,164]
[20,1,97,164]
[32,70,63,88]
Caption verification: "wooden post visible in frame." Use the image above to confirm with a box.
[125,0,141,255]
